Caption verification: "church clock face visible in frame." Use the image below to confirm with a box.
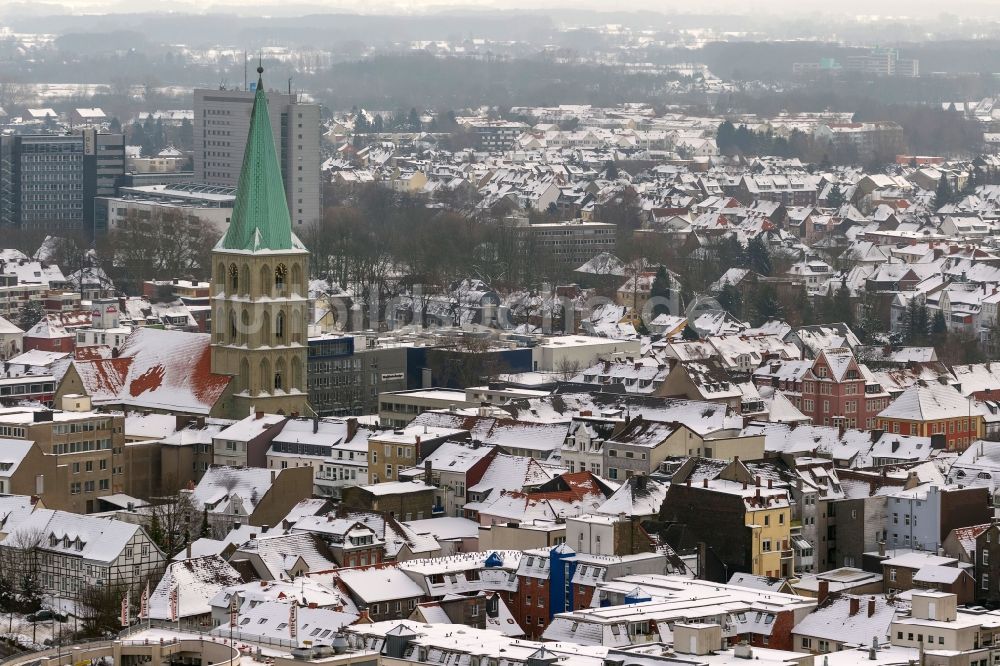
[275,263,288,289]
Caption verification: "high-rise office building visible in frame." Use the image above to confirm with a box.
[194,87,320,229]
[0,129,125,235]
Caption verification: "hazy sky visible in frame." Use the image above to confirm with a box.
[9,0,1000,16]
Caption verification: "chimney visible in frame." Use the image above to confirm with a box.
[702,478,708,488]
[186,541,192,559]
[686,478,691,486]
[424,459,433,486]
[818,580,829,605]
[849,597,860,616]
[868,597,876,617]
[742,480,748,490]
[755,475,761,487]
[767,479,773,489]
[270,469,276,482]
[255,410,264,420]
[313,416,319,434]
[878,541,886,557]
[346,417,358,441]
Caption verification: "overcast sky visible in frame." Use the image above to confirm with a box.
[8,0,1000,17]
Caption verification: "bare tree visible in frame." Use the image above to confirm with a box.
[77,582,129,638]
[555,358,581,382]
[5,527,44,612]
[147,494,196,558]
[0,76,26,112]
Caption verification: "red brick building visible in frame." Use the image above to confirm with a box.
[754,348,890,429]
[23,315,75,353]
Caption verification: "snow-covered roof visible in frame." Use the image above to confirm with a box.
[336,566,426,603]
[72,327,232,415]
[149,555,243,619]
[5,508,149,564]
[792,594,899,644]
[190,465,277,514]
[879,379,973,421]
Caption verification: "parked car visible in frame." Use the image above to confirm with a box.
[26,610,67,622]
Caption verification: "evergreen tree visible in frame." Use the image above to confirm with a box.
[16,300,43,331]
[746,236,773,276]
[832,282,855,327]
[178,118,194,151]
[409,107,421,131]
[827,183,846,209]
[109,116,122,133]
[0,574,12,612]
[604,160,619,179]
[934,176,954,210]
[904,298,930,345]
[649,266,672,317]
[355,109,370,134]
[372,114,384,134]
[751,286,784,326]
[682,324,700,341]
[716,235,746,271]
[148,508,165,552]
[930,310,948,348]
[199,507,210,538]
[717,283,743,318]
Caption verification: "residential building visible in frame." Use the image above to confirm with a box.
[878,378,983,451]
[753,347,891,429]
[513,544,667,639]
[367,425,465,484]
[185,464,313,537]
[0,509,165,599]
[213,412,287,468]
[885,485,991,553]
[341,480,437,520]
[660,478,793,580]
[397,441,498,517]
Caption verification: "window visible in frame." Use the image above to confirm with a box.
[984,573,990,590]
[985,550,990,565]
[762,539,772,552]
[275,263,287,290]
[889,568,897,582]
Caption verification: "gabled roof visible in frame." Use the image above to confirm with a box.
[72,327,231,415]
[149,555,243,619]
[5,509,148,564]
[879,379,972,421]
[217,69,303,254]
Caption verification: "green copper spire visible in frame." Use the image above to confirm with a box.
[218,66,294,252]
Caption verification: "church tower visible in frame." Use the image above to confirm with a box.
[211,66,310,418]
